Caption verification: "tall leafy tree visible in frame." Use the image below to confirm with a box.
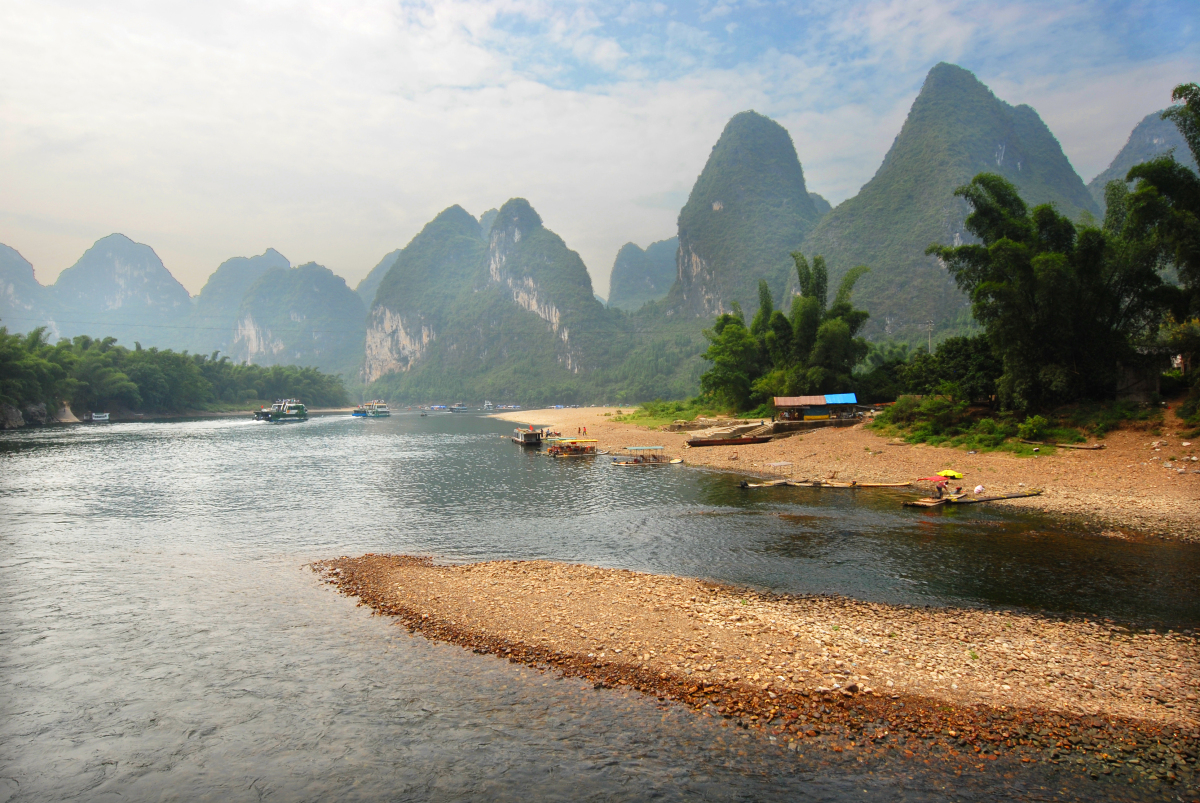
[928,173,1166,410]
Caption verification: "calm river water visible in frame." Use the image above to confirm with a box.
[1,412,1195,802]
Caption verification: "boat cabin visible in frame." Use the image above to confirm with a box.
[512,427,543,446]
[613,446,670,465]
[773,393,859,421]
[546,438,599,458]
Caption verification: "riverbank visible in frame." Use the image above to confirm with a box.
[491,408,1200,542]
[317,554,1198,786]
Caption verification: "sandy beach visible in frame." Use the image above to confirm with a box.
[492,407,1200,542]
[317,555,1199,783]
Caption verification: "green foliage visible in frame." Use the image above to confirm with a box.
[612,397,733,427]
[0,324,347,417]
[929,173,1168,411]
[698,252,871,411]
[1016,415,1050,441]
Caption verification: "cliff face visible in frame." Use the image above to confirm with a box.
[191,248,291,357]
[670,111,823,318]
[228,262,366,375]
[0,244,51,336]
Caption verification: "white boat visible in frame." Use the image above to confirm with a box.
[483,400,494,411]
[449,402,470,413]
[90,412,110,422]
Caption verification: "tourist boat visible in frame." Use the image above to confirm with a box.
[483,400,494,411]
[89,412,110,423]
[611,446,675,465]
[352,400,390,417]
[449,402,470,413]
[512,427,543,446]
[545,438,605,458]
[253,399,308,422]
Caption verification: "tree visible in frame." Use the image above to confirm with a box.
[928,173,1167,410]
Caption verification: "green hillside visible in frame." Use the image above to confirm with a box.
[670,110,823,318]
[355,249,401,308]
[1087,110,1198,212]
[228,262,366,376]
[606,237,678,311]
[191,249,290,356]
[802,62,1099,342]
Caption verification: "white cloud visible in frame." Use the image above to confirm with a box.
[0,0,1195,300]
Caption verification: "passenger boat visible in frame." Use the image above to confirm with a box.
[351,400,390,417]
[89,412,110,422]
[483,400,494,411]
[449,402,470,413]
[545,438,604,458]
[611,446,675,465]
[253,399,308,422]
[512,427,543,446]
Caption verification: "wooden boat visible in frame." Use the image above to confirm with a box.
[512,428,543,446]
[546,439,602,458]
[902,489,1043,508]
[686,435,773,447]
[740,478,912,489]
[612,446,673,465]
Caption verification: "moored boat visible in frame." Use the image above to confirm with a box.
[449,402,469,413]
[89,412,110,422]
[546,438,602,458]
[253,399,308,422]
[611,446,673,465]
[512,427,543,446]
[685,435,772,447]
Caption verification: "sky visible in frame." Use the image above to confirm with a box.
[1,0,1197,299]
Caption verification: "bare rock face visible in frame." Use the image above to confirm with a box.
[22,402,48,426]
[362,306,435,382]
[0,404,25,430]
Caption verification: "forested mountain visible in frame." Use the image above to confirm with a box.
[802,63,1099,342]
[366,200,627,402]
[50,234,193,348]
[191,248,291,356]
[1087,109,1198,212]
[0,244,49,335]
[355,248,401,308]
[607,236,677,311]
[227,262,366,376]
[670,111,824,318]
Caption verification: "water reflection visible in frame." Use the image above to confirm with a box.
[0,413,1195,801]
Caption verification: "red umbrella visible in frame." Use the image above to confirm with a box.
[918,476,948,481]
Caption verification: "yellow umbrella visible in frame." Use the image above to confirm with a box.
[936,470,963,479]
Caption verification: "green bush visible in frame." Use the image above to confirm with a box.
[1017,415,1050,441]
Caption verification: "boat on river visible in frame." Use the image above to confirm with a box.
[89,412,110,423]
[352,400,390,417]
[449,402,470,413]
[253,399,308,422]
[612,446,679,465]
[546,439,605,458]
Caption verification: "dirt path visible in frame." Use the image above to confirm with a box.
[491,408,1200,541]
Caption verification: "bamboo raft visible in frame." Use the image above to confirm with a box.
[740,478,912,489]
[902,489,1044,508]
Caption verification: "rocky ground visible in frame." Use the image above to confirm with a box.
[492,407,1200,542]
[317,555,1199,791]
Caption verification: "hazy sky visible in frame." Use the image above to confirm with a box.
[2,0,1197,298]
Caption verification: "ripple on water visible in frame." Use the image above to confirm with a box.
[0,413,1193,801]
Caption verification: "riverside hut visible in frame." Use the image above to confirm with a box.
[773,393,859,421]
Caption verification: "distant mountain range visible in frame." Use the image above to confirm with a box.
[2,62,1193,399]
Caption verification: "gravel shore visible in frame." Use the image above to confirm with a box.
[491,407,1200,542]
[317,555,1199,786]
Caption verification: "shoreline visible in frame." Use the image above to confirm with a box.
[490,407,1200,543]
[317,554,1198,786]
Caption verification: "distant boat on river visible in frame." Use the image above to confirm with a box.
[352,400,390,417]
[449,402,469,413]
[89,412,110,423]
[253,399,308,422]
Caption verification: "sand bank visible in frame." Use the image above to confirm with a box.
[317,555,1198,784]
[491,407,1200,541]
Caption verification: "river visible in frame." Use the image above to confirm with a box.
[1,412,1194,801]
